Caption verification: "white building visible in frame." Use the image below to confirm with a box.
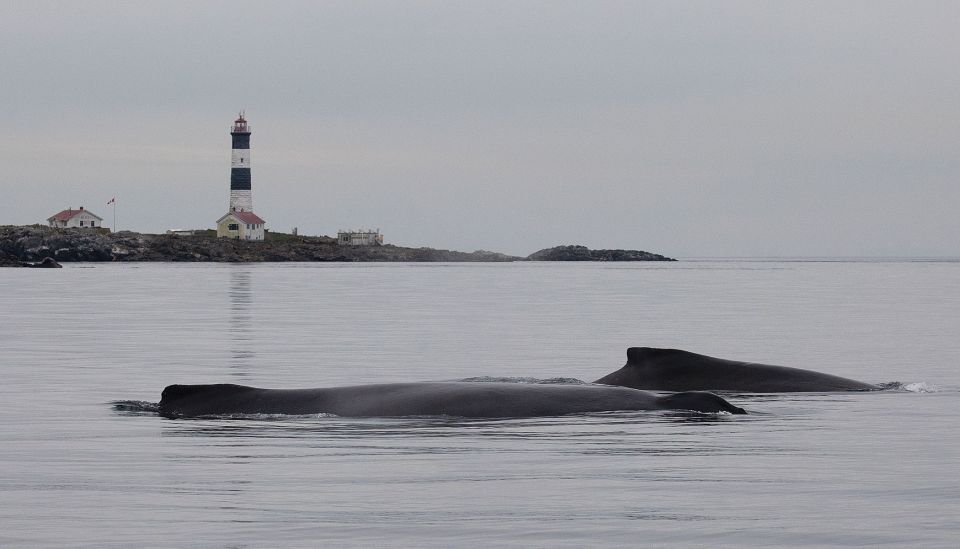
[338,229,384,246]
[217,210,266,241]
[46,207,104,229]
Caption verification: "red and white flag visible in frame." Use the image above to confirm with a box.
[107,197,115,204]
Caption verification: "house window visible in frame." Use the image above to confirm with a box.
[228,223,239,231]
[91,221,96,227]
[79,221,84,226]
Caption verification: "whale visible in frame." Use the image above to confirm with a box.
[595,347,880,392]
[158,381,746,419]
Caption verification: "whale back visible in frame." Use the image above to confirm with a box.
[160,384,253,418]
[158,381,748,418]
[594,347,879,392]
[159,384,328,418]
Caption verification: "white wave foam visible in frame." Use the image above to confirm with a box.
[876,381,939,393]
[903,382,937,393]
[111,400,159,413]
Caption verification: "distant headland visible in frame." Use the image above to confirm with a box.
[18,114,677,266]
[0,225,675,266]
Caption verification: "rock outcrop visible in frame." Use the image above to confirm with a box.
[525,245,675,261]
[0,226,520,264]
[22,257,63,268]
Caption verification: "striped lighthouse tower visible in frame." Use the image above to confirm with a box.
[230,113,253,212]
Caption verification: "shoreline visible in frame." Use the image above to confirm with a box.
[0,225,675,266]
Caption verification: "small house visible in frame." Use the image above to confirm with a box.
[47,207,103,229]
[217,210,266,240]
[338,229,384,246]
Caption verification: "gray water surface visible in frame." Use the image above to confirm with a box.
[1,261,958,546]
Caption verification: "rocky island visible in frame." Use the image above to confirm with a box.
[0,225,674,266]
[526,245,675,262]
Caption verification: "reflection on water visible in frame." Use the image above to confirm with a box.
[155,409,761,450]
[228,269,254,377]
[154,413,761,465]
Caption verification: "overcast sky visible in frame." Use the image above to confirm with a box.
[2,1,957,257]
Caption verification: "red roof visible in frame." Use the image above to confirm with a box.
[48,208,102,221]
[231,211,265,224]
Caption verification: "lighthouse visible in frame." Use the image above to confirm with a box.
[230,113,253,212]
[216,112,266,240]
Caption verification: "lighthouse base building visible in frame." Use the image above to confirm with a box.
[217,210,266,240]
[217,113,266,240]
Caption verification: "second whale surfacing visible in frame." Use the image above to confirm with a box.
[158,381,746,419]
[595,347,880,392]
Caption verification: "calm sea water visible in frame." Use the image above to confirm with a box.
[1,261,959,547]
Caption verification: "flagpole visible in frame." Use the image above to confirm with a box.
[108,197,116,232]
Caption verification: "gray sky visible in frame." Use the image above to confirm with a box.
[2,1,958,257]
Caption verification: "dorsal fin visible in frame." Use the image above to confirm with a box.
[627,347,680,364]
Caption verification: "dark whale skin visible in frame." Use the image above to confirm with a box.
[595,347,879,393]
[159,381,746,419]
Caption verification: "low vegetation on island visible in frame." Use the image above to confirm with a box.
[0,225,675,266]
